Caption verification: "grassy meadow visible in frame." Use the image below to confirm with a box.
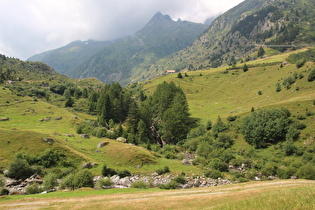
[0,180,314,209]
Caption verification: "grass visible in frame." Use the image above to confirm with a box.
[144,49,315,123]
[0,86,204,175]
[0,180,313,209]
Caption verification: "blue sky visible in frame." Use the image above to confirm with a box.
[0,0,244,60]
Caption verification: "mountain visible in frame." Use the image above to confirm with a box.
[65,12,208,85]
[149,0,315,72]
[28,40,113,75]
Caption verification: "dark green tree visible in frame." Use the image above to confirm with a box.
[243,64,249,72]
[177,73,183,78]
[242,108,291,148]
[7,158,33,180]
[257,46,265,57]
[212,116,228,138]
[65,96,74,107]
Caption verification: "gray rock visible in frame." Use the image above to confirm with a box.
[116,137,127,143]
[97,141,109,148]
[79,134,90,139]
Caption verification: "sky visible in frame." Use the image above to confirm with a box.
[0,0,244,60]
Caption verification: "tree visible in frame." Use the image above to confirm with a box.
[242,108,291,148]
[276,82,282,92]
[7,158,33,180]
[212,116,228,138]
[65,96,74,107]
[243,64,248,72]
[72,170,94,189]
[257,46,265,57]
[177,73,183,78]
[307,68,315,82]
[160,92,190,144]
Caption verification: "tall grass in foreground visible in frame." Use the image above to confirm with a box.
[216,185,315,210]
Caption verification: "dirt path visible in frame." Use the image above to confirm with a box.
[0,180,314,210]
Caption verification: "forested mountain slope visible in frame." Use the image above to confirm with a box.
[149,0,315,72]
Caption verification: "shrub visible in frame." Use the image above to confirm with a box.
[295,122,307,130]
[159,180,179,189]
[307,68,315,82]
[212,116,228,137]
[173,175,186,184]
[296,115,306,120]
[97,178,113,189]
[296,163,315,180]
[261,162,278,176]
[131,181,149,189]
[208,158,228,172]
[296,59,306,68]
[205,170,222,179]
[117,170,131,178]
[283,141,298,156]
[227,116,237,122]
[277,167,291,179]
[26,183,43,194]
[72,170,94,189]
[43,173,58,190]
[156,166,170,175]
[0,188,9,196]
[6,158,33,180]
[102,165,117,177]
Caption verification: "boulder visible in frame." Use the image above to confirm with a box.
[116,137,127,143]
[82,162,92,169]
[79,134,90,139]
[0,117,10,121]
[43,137,54,143]
[63,134,74,137]
[97,141,109,148]
[120,177,132,187]
[55,116,62,120]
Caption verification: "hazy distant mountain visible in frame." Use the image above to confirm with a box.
[28,40,113,75]
[66,12,208,85]
[149,0,315,71]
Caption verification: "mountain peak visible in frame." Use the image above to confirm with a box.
[148,12,173,24]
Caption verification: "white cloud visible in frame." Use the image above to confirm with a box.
[0,0,244,60]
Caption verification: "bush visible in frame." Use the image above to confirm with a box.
[102,165,117,177]
[97,178,113,189]
[26,183,43,194]
[261,162,278,176]
[277,167,291,179]
[307,68,315,82]
[117,170,131,178]
[283,141,298,156]
[0,188,9,196]
[205,170,222,179]
[173,175,186,184]
[156,166,170,175]
[159,180,179,190]
[6,158,33,180]
[72,170,94,189]
[43,173,58,190]
[227,116,237,122]
[208,158,228,172]
[296,163,315,180]
[131,181,149,189]
[61,170,94,190]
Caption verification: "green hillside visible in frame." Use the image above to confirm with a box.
[144,48,315,123]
